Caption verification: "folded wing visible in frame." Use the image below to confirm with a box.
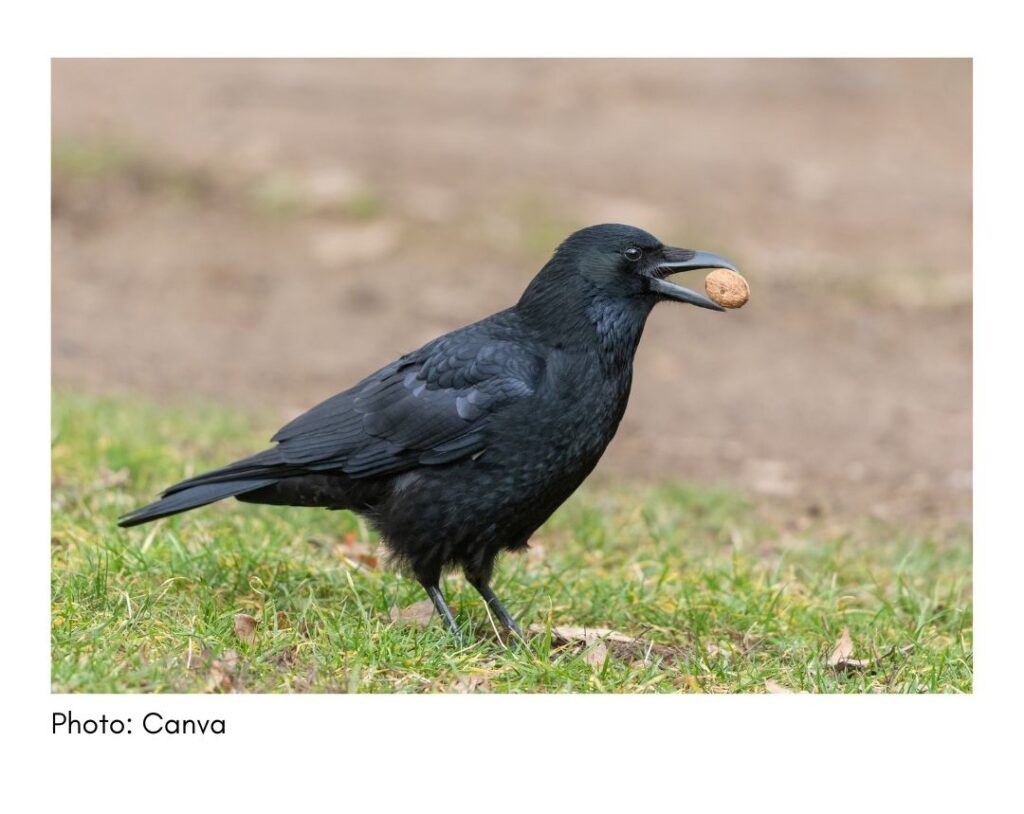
[268,334,543,478]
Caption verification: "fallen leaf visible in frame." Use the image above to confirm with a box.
[390,599,435,628]
[528,624,636,645]
[584,640,608,671]
[234,613,258,644]
[827,627,872,672]
[527,623,678,663]
[331,537,379,569]
[275,611,290,630]
[765,680,794,694]
[207,649,239,692]
[828,627,854,666]
[187,645,212,671]
[451,674,490,693]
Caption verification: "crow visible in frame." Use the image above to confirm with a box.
[119,224,737,641]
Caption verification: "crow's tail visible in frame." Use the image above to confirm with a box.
[118,447,288,528]
[117,478,278,527]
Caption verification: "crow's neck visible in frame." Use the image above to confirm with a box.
[516,265,654,374]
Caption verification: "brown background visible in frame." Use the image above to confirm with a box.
[52,59,972,526]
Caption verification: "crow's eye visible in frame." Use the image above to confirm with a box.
[623,247,642,262]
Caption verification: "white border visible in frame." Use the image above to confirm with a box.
[6,0,1021,809]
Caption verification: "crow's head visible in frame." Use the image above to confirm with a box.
[551,223,736,312]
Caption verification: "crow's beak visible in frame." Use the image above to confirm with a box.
[648,247,738,312]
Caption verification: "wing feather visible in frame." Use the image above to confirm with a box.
[267,331,542,478]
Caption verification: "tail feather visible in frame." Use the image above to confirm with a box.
[160,447,287,496]
[118,478,277,528]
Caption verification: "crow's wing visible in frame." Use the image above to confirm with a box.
[269,334,544,478]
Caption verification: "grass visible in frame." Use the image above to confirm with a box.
[51,392,972,693]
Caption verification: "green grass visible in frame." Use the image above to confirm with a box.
[51,392,972,693]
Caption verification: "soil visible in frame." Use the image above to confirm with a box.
[51,59,972,527]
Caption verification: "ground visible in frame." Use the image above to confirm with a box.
[50,60,972,692]
[51,394,971,692]
[52,58,971,526]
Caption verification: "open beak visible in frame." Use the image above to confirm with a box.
[648,247,738,312]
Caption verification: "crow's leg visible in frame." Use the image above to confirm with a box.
[475,583,525,641]
[423,583,462,642]
[464,559,525,641]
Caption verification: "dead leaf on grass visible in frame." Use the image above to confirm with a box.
[829,627,853,665]
[584,640,609,671]
[451,674,490,693]
[528,623,682,664]
[275,611,290,630]
[528,624,636,645]
[207,649,239,692]
[827,627,872,672]
[765,679,794,694]
[390,599,435,628]
[187,644,211,671]
[234,613,258,644]
[331,532,380,569]
[356,553,380,569]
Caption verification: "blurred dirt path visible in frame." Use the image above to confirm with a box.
[52,59,971,526]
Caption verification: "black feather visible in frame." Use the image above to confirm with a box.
[118,479,276,527]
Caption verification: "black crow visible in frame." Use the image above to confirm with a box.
[119,224,738,641]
